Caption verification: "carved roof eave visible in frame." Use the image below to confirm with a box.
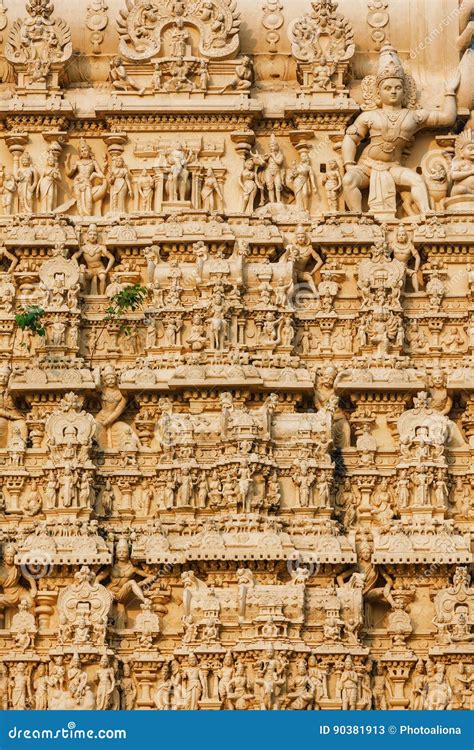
[9,377,96,395]
[132,542,356,565]
[335,376,426,395]
[119,376,314,393]
[284,103,359,123]
[372,550,473,565]
[94,100,264,120]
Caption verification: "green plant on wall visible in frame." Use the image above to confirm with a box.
[14,305,46,342]
[89,284,148,365]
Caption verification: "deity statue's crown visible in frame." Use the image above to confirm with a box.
[455,128,473,155]
[376,43,406,86]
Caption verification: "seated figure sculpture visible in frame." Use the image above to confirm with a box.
[341,43,460,216]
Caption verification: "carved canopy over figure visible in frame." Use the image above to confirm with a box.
[45,392,96,467]
[288,0,355,64]
[341,43,460,215]
[117,0,241,61]
[5,0,72,84]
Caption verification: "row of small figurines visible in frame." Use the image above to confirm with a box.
[0,653,467,711]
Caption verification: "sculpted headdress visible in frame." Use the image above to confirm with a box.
[361,43,418,111]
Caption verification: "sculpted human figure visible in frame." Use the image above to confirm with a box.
[342,44,460,214]
[33,664,49,710]
[0,664,9,710]
[165,145,192,202]
[0,366,28,449]
[288,151,318,212]
[120,662,137,710]
[96,539,154,627]
[15,152,38,214]
[68,654,88,703]
[220,56,253,93]
[286,660,315,710]
[0,544,37,614]
[313,365,350,448]
[338,656,359,710]
[94,364,132,447]
[450,128,474,197]
[107,155,134,214]
[96,655,116,711]
[424,664,452,710]
[0,167,16,216]
[227,663,252,710]
[322,159,342,211]
[65,140,107,216]
[182,654,205,710]
[10,663,31,710]
[201,168,223,212]
[392,224,421,291]
[138,170,154,212]
[255,646,286,710]
[73,224,114,295]
[36,150,61,213]
[239,156,259,214]
[109,56,144,95]
[217,652,235,706]
[263,134,285,204]
[282,225,323,298]
[337,541,395,615]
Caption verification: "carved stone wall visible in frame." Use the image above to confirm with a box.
[0,0,472,711]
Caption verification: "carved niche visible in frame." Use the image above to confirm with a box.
[117,0,241,61]
[5,0,73,92]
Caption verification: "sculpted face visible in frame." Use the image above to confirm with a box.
[80,142,92,159]
[116,543,129,561]
[397,225,408,241]
[461,142,474,160]
[379,77,404,106]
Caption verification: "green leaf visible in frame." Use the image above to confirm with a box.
[15,306,46,337]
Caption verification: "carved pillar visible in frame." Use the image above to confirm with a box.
[354,474,376,524]
[134,395,160,448]
[104,133,127,158]
[381,657,417,709]
[133,659,161,709]
[35,591,58,631]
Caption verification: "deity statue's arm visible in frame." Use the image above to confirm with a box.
[451,160,474,180]
[336,566,356,586]
[126,171,134,196]
[440,393,453,416]
[93,159,106,180]
[21,569,37,599]
[30,167,39,191]
[95,566,111,584]
[64,154,76,179]
[310,248,324,272]
[422,69,461,128]
[102,248,115,274]
[71,248,83,263]
[341,115,370,167]
[411,246,421,272]
[133,564,155,587]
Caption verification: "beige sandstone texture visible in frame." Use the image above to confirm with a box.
[0,0,471,711]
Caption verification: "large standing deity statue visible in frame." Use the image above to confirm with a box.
[341,44,460,215]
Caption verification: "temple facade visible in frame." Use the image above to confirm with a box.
[0,0,472,710]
